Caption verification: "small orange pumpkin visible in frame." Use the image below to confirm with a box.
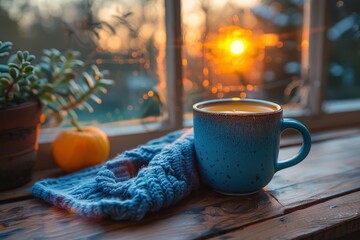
[52,127,110,173]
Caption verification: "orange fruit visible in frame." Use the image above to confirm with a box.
[52,126,110,173]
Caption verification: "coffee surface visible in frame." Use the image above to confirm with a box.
[199,101,278,113]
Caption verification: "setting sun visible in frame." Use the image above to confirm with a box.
[230,40,245,55]
[203,26,257,72]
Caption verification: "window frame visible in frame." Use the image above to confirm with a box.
[36,0,185,170]
[36,0,360,171]
[298,0,360,131]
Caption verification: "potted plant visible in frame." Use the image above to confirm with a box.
[0,40,113,190]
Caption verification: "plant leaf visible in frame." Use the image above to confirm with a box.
[0,78,10,86]
[46,103,60,112]
[8,63,19,69]
[69,80,82,94]
[82,101,94,113]
[97,79,114,85]
[24,65,34,73]
[56,95,68,107]
[0,41,12,50]
[0,64,9,73]
[71,60,84,68]
[27,55,35,62]
[96,86,108,94]
[17,51,24,61]
[9,68,19,79]
[90,94,102,104]
[82,72,94,88]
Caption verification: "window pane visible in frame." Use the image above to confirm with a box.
[0,0,167,126]
[182,0,304,114]
[325,0,360,110]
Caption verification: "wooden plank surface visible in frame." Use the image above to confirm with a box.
[268,134,360,211]
[272,134,360,187]
[270,167,360,211]
[217,191,360,240]
[0,191,283,240]
[279,127,360,147]
[0,130,360,239]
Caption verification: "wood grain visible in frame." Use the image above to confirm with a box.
[217,191,360,240]
[1,129,360,239]
[0,190,283,239]
[271,134,360,188]
[279,127,360,147]
[269,167,360,212]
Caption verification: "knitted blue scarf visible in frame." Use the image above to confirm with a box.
[32,129,200,220]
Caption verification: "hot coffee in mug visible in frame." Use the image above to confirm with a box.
[193,98,311,195]
[199,101,278,113]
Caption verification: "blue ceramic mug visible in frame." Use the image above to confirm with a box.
[193,98,311,195]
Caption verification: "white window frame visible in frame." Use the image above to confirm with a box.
[36,0,360,170]
[297,0,360,131]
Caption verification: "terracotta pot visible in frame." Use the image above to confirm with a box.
[0,101,42,191]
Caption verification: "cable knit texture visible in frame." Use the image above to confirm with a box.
[32,129,200,220]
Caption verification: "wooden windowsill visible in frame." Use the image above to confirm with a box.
[1,128,360,239]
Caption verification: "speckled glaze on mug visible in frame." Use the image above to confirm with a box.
[193,98,311,195]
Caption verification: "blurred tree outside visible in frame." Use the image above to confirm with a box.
[0,0,165,125]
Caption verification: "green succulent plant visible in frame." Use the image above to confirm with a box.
[0,40,114,130]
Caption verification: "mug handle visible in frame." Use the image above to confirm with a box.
[275,118,312,172]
